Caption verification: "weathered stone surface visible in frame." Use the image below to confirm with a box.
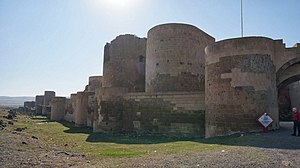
[74,92,91,127]
[278,87,291,121]
[205,37,279,137]
[35,95,44,115]
[87,93,96,128]
[50,97,66,121]
[123,97,205,136]
[146,23,215,92]
[24,101,35,113]
[88,76,102,92]
[102,35,146,92]
[42,91,55,116]
[64,94,76,123]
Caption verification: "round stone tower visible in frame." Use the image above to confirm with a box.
[50,97,66,121]
[74,91,94,127]
[146,23,215,92]
[102,34,146,92]
[205,37,279,137]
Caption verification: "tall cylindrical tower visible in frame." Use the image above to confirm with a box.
[50,97,66,121]
[146,23,215,92]
[205,37,279,137]
[74,92,93,127]
[74,92,88,127]
[102,34,146,92]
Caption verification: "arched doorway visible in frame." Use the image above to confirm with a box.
[277,58,300,121]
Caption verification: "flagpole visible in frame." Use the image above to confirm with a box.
[241,0,244,37]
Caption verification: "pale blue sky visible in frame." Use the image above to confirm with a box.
[0,0,299,96]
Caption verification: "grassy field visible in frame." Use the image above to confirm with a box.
[2,109,300,167]
[0,109,259,159]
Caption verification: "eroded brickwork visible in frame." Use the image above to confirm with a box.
[205,37,279,137]
[102,35,146,92]
[122,92,205,136]
[146,23,215,92]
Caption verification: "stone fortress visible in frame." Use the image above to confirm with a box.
[29,23,300,138]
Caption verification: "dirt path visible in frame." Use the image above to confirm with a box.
[125,122,300,168]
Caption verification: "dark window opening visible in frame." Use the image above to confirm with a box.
[139,55,145,63]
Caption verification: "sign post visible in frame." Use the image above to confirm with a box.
[258,113,273,133]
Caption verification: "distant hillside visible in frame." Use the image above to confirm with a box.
[0,96,35,106]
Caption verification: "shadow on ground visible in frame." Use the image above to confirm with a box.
[56,119,300,150]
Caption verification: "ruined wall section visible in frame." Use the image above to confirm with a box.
[24,101,35,113]
[205,37,279,137]
[93,87,128,133]
[146,23,215,92]
[122,91,205,136]
[102,35,146,92]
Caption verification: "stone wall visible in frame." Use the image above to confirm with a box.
[278,87,291,121]
[42,91,55,117]
[24,101,35,113]
[123,91,205,136]
[87,93,96,128]
[102,35,146,92]
[74,92,91,127]
[289,81,300,110]
[93,87,128,132]
[275,43,300,88]
[146,23,215,92]
[205,37,279,137]
[24,101,35,109]
[50,97,66,121]
[64,93,76,122]
[35,95,44,115]
[88,76,102,92]
[274,41,300,72]
[94,90,205,137]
